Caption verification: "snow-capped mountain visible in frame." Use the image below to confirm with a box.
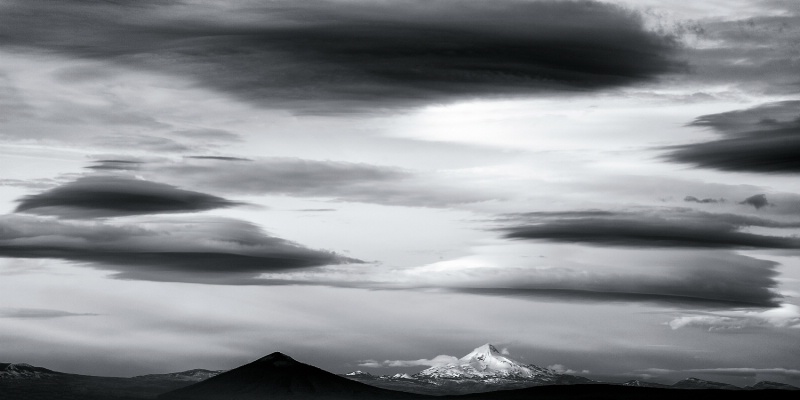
[0,363,59,379]
[345,370,374,377]
[416,344,557,381]
[344,343,592,395]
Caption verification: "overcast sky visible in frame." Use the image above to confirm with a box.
[1,0,800,388]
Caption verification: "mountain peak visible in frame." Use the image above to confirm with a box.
[460,343,503,362]
[255,352,296,364]
[415,343,557,381]
[345,370,374,377]
[161,351,407,400]
[478,344,501,355]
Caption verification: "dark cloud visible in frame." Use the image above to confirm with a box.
[0,0,683,112]
[665,101,800,173]
[501,208,800,249]
[14,176,242,218]
[0,308,98,319]
[0,215,360,284]
[94,160,142,165]
[689,101,800,134]
[684,196,722,204]
[740,194,771,209]
[149,157,493,207]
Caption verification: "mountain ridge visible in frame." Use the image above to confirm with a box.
[0,363,61,379]
[134,368,226,382]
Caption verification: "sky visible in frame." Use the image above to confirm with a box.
[1,0,800,388]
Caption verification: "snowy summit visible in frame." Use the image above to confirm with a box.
[416,344,556,380]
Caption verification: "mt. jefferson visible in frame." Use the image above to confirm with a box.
[344,343,593,395]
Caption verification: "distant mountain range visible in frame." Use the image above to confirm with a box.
[0,362,221,399]
[2,346,798,399]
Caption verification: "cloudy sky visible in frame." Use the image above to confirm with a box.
[1,0,800,387]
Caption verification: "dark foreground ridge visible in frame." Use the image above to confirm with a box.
[158,352,416,400]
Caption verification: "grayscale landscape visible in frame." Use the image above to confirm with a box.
[1,0,800,399]
[2,345,798,399]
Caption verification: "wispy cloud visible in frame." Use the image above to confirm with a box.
[360,355,461,368]
[547,364,589,374]
[147,157,496,208]
[0,308,98,319]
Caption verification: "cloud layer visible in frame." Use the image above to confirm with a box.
[501,208,800,249]
[359,354,460,368]
[262,244,782,308]
[15,176,242,218]
[666,101,800,174]
[0,215,359,284]
[0,0,683,112]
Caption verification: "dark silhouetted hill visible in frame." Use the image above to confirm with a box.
[159,352,420,400]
